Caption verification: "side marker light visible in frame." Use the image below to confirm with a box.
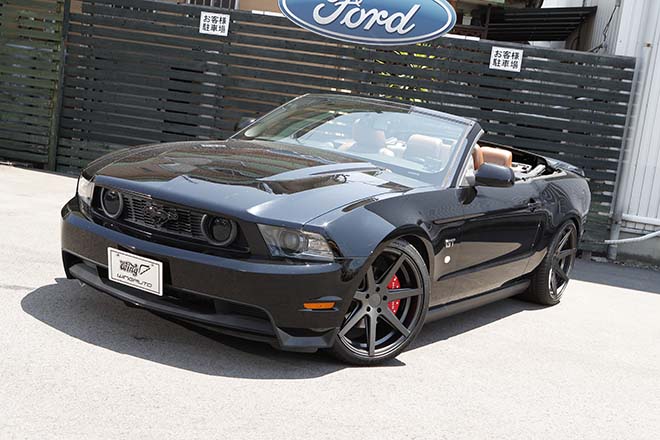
[303,302,336,310]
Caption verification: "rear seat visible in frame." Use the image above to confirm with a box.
[474,144,545,180]
[404,135,452,163]
[481,146,513,167]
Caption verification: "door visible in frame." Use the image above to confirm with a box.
[448,181,542,301]
[426,188,466,307]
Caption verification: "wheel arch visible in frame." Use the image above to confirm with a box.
[383,226,434,277]
[559,212,583,238]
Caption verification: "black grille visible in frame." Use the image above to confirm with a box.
[122,192,205,240]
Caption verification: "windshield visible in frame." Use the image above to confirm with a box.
[232,95,472,183]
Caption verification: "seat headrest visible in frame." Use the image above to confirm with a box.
[405,134,451,163]
[351,119,386,153]
[472,145,485,170]
[481,146,513,168]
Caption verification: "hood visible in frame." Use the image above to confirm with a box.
[88,139,425,225]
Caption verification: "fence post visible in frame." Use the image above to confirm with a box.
[47,0,71,171]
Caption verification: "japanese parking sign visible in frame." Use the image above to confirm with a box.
[489,46,523,73]
[199,11,230,36]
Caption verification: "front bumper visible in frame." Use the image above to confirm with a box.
[61,198,365,352]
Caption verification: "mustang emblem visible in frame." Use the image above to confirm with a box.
[143,203,178,227]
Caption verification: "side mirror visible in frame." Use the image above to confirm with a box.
[475,163,515,188]
[234,117,256,132]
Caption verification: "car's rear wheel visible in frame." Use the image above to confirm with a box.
[522,221,578,305]
[330,240,429,365]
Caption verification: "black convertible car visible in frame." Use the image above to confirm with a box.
[61,94,590,365]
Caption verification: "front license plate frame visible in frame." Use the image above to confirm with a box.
[107,248,163,296]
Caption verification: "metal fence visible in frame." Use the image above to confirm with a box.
[0,0,637,249]
[187,0,239,9]
[0,0,67,168]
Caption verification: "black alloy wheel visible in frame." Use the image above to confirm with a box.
[548,223,578,300]
[523,221,578,305]
[330,240,429,365]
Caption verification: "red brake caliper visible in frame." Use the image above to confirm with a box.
[387,275,401,314]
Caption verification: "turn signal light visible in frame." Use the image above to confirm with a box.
[303,302,336,310]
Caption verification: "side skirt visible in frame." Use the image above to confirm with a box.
[425,279,531,323]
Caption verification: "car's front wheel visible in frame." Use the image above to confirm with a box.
[330,240,429,365]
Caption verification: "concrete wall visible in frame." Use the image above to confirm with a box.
[616,234,660,265]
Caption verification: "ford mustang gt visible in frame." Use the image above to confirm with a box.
[61,94,590,365]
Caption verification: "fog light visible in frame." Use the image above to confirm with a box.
[101,188,123,219]
[203,215,237,246]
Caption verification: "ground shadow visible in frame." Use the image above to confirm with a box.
[571,260,660,295]
[22,278,539,377]
[411,297,544,349]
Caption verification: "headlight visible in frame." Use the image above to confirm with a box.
[258,225,334,261]
[77,175,94,207]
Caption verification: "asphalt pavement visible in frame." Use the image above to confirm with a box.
[1,164,659,439]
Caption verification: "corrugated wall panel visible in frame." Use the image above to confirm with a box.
[616,0,660,232]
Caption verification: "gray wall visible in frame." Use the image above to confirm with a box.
[539,0,622,52]
[609,0,660,236]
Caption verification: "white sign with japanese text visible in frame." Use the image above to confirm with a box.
[199,11,230,36]
[489,47,523,73]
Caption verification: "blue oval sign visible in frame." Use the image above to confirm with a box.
[278,0,456,46]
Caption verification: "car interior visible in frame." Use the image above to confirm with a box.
[336,118,457,171]
[337,118,552,183]
[460,143,551,186]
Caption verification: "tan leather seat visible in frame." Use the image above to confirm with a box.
[386,144,406,157]
[472,144,485,170]
[481,146,513,168]
[339,119,386,152]
[404,134,451,163]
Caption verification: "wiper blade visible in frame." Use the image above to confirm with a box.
[261,163,383,182]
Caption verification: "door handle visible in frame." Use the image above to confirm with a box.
[527,200,543,211]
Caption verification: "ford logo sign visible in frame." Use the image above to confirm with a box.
[278,0,456,46]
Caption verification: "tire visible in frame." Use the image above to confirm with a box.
[329,240,430,366]
[521,221,578,306]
